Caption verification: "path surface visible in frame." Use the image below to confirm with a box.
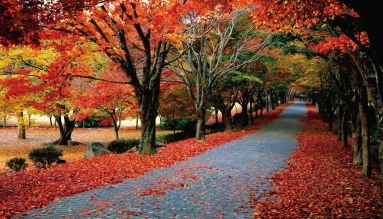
[13,102,307,218]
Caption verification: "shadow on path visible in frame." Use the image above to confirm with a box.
[14,101,307,219]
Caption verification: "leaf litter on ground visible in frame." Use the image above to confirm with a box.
[0,103,288,218]
[254,103,383,218]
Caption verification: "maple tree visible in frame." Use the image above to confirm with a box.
[0,45,57,139]
[300,27,374,178]
[0,39,114,145]
[253,0,383,184]
[158,82,195,128]
[209,74,240,131]
[236,67,264,126]
[257,10,378,179]
[75,67,137,140]
[40,1,194,154]
[0,0,100,46]
[170,5,271,140]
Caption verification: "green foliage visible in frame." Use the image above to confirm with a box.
[6,157,28,172]
[28,144,63,169]
[107,139,139,154]
[157,131,196,144]
[161,118,197,131]
[76,116,103,128]
[205,122,225,132]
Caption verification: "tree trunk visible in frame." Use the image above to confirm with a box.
[241,102,248,127]
[139,116,157,155]
[341,108,349,147]
[49,116,53,127]
[112,118,119,140]
[17,111,26,139]
[359,88,372,177]
[222,108,232,131]
[348,51,380,181]
[54,115,76,145]
[250,98,255,124]
[138,88,159,155]
[339,104,349,147]
[195,107,206,141]
[352,110,362,165]
[214,108,219,124]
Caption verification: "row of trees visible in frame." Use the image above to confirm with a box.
[252,0,383,186]
[0,2,295,154]
[2,1,383,186]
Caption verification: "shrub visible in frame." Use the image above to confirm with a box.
[28,144,63,169]
[206,122,225,133]
[161,118,197,131]
[6,157,28,172]
[107,139,140,154]
[157,131,196,144]
[76,116,106,128]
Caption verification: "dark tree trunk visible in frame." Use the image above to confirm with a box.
[222,108,233,131]
[358,91,371,177]
[54,115,75,145]
[348,51,379,180]
[195,107,206,141]
[352,110,362,166]
[341,106,349,147]
[338,104,349,147]
[17,111,26,139]
[112,116,119,140]
[253,103,259,119]
[138,87,160,155]
[241,102,248,127]
[214,108,219,124]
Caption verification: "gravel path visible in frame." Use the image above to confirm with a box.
[13,101,307,219]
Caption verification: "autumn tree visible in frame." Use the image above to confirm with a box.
[75,68,137,140]
[0,0,99,46]
[0,45,57,138]
[209,74,240,131]
[234,63,263,127]
[39,1,203,154]
[253,0,383,183]
[171,5,271,140]
[158,82,195,133]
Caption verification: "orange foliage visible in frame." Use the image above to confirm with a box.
[252,0,356,32]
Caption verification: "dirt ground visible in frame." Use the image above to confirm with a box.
[0,126,144,173]
[0,111,226,173]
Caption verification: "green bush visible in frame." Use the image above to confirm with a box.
[6,157,28,172]
[76,116,106,128]
[28,144,63,169]
[157,131,195,144]
[206,122,225,133]
[107,139,140,154]
[161,118,197,131]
